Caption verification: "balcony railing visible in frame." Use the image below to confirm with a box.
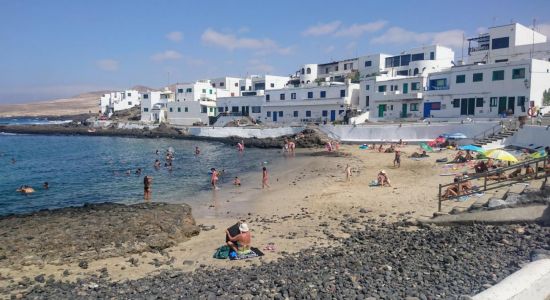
[428,85,450,91]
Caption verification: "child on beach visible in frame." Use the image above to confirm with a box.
[262,167,270,189]
[143,176,153,200]
[393,150,401,168]
[233,177,241,186]
[345,164,352,181]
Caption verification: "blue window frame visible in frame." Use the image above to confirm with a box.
[293,111,298,117]
[322,110,328,117]
[306,111,311,117]
[278,111,283,117]
[340,89,345,97]
[320,91,326,98]
[307,92,313,99]
[266,95,270,101]
[492,37,509,50]
[267,111,271,117]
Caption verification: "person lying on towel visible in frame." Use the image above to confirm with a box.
[225,222,251,253]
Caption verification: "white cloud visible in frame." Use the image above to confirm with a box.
[96,59,119,71]
[247,59,274,74]
[151,50,182,62]
[302,21,341,36]
[333,21,388,37]
[371,27,465,49]
[537,23,550,38]
[201,28,291,55]
[166,31,183,42]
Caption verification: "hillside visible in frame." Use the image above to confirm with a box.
[0,85,155,118]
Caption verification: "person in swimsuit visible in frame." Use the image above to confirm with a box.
[195,146,201,155]
[345,164,352,181]
[211,168,219,190]
[377,170,391,187]
[43,182,49,189]
[143,176,153,200]
[394,150,401,168]
[233,177,241,186]
[154,159,161,169]
[262,167,270,189]
[226,223,251,253]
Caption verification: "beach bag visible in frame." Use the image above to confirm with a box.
[213,245,231,259]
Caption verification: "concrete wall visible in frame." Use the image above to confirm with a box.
[320,122,498,142]
[504,125,550,149]
[188,126,305,139]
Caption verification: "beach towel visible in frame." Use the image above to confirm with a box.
[420,143,434,152]
[229,247,264,261]
[369,180,380,187]
[213,245,231,259]
[436,158,448,163]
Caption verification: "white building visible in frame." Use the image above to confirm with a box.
[209,77,242,97]
[358,45,455,121]
[291,58,359,86]
[140,90,174,123]
[425,58,550,118]
[167,80,218,126]
[99,90,141,116]
[262,80,359,125]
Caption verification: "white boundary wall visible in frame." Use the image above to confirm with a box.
[502,125,550,150]
[320,122,498,142]
[188,127,305,138]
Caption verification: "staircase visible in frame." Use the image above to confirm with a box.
[472,127,518,147]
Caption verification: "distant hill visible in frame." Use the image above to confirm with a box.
[0,85,156,118]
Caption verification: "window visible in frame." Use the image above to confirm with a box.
[306,111,311,117]
[177,107,181,112]
[240,86,245,91]
[344,64,348,70]
[453,99,460,108]
[340,89,346,97]
[307,92,313,98]
[512,68,525,79]
[492,37,509,50]
[400,54,411,66]
[231,106,238,113]
[143,94,149,99]
[490,97,498,107]
[397,70,409,76]
[411,53,424,61]
[209,89,213,94]
[270,83,275,88]
[335,66,338,71]
[378,85,387,93]
[202,89,206,93]
[306,68,311,74]
[219,82,225,87]
[185,107,188,112]
[495,59,508,63]
[365,96,370,107]
[325,67,329,73]
[492,70,505,81]
[322,110,328,117]
[280,93,285,100]
[301,68,305,75]
[429,79,448,90]
[127,93,131,96]
[267,111,271,117]
[186,88,192,93]
[365,60,372,67]
[278,111,283,117]
[293,111,298,117]
[456,75,466,83]
[169,107,173,112]
[212,83,216,87]
[252,106,261,113]
[234,82,238,87]
[143,108,149,112]
[366,85,370,90]
[476,98,484,107]
[518,96,526,112]
[413,68,419,75]
[390,85,394,92]
[128,101,132,105]
[410,103,419,111]
[266,95,270,101]
[473,73,483,82]
[390,105,394,111]
[411,82,420,91]
[291,93,296,100]
[209,107,214,113]
[430,52,435,60]
[201,106,207,113]
[177,88,184,93]
[320,91,326,98]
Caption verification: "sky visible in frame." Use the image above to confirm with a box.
[1,0,550,103]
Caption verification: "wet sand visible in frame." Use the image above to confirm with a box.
[0,144,485,295]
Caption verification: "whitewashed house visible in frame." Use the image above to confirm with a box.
[99,90,141,116]
[262,80,359,125]
[358,45,455,121]
[166,81,217,126]
[140,90,174,123]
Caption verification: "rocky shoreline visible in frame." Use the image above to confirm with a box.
[0,202,199,268]
[0,124,328,149]
[20,222,550,299]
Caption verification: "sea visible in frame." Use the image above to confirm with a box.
[0,134,280,216]
[0,117,73,126]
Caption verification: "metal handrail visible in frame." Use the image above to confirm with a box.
[437,156,549,212]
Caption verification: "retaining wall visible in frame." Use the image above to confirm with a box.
[188,126,305,139]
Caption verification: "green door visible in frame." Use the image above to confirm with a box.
[403,83,408,94]
[498,97,507,114]
[401,103,408,118]
[468,98,475,115]
[378,104,386,117]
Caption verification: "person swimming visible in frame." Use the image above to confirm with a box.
[17,185,35,194]
[43,182,49,189]
[135,168,142,175]
[154,159,161,168]
[195,146,201,155]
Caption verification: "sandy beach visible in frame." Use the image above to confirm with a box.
[0,143,489,295]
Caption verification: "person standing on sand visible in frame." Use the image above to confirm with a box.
[143,175,153,200]
[345,165,352,181]
[393,150,401,168]
[262,167,270,189]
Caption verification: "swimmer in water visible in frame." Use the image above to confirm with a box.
[136,168,142,175]
[43,182,49,189]
[210,168,219,190]
[195,146,201,155]
[154,159,161,168]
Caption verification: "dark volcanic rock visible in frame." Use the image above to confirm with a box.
[0,202,199,267]
[22,223,550,299]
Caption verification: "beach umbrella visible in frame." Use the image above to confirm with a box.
[485,149,519,162]
[447,133,468,139]
[420,143,434,152]
[459,145,485,152]
[530,149,547,159]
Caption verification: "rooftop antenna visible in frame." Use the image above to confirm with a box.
[461,32,465,62]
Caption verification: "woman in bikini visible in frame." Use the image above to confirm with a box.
[262,167,270,189]
[211,168,219,190]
